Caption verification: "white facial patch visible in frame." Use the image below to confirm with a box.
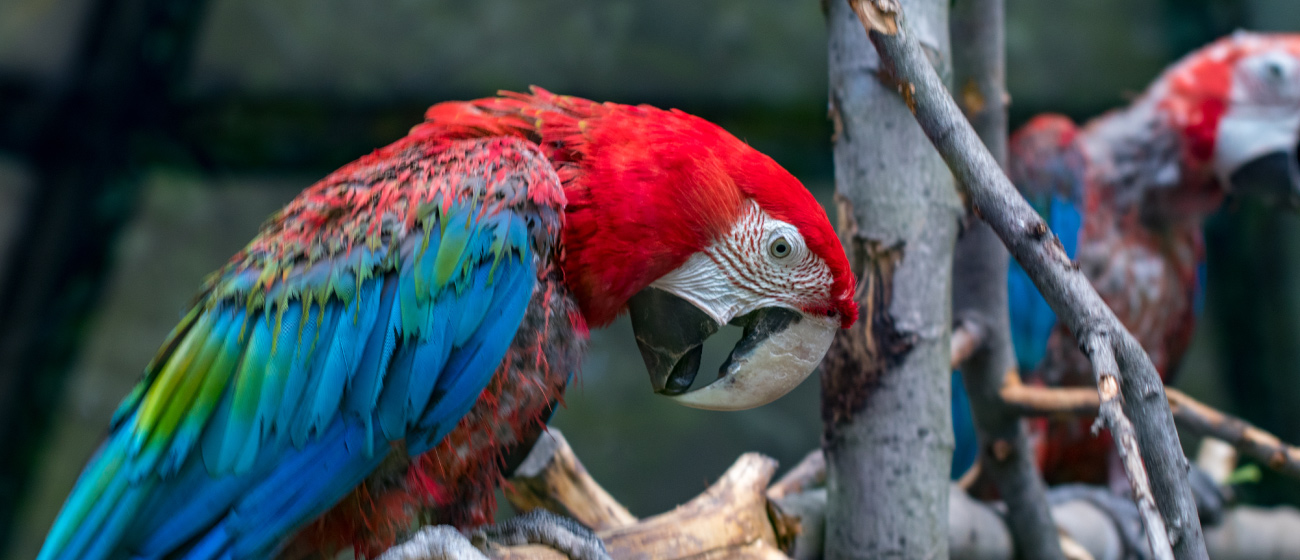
[1215,50,1300,183]
[649,200,834,326]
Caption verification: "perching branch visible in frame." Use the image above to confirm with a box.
[843,1,1207,557]
[504,430,638,532]
[999,377,1300,480]
[492,429,792,560]
[948,0,1063,556]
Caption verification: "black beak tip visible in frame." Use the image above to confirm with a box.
[628,288,719,396]
[657,345,702,396]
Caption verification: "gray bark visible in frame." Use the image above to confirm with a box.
[851,2,1208,557]
[821,0,960,557]
[948,0,1064,557]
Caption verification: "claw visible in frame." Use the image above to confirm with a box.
[470,510,611,560]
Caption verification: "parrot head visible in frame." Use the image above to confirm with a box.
[420,89,857,411]
[1160,32,1300,207]
[549,93,858,411]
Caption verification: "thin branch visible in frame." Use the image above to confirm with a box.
[999,371,1101,416]
[1000,380,1300,480]
[948,0,1064,555]
[1169,390,1300,480]
[1080,334,1174,560]
[843,1,1207,557]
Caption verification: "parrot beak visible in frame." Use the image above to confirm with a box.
[1217,108,1300,209]
[627,287,838,411]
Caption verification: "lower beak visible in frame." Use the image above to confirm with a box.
[1229,148,1300,210]
[627,287,838,411]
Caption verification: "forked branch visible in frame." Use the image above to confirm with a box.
[1079,334,1173,560]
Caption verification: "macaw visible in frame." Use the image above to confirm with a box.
[37,88,858,560]
[952,32,1300,485]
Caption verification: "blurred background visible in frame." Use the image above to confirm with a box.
[0,0,1299,558]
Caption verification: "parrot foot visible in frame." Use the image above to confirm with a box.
[1186,464,1229,526]
[1049,484,1149,559]
[469,509,612,560]
[377,526,489,560]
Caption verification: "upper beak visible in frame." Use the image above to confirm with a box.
[627,287,838,411]
[1217,109,1300,209]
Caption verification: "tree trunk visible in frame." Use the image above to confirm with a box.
[0,0,210,549]
[822,0,960,557]
[949,0,1064,557]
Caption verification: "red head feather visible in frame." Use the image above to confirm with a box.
[1156,32,1300,164]
[411,88,857,328]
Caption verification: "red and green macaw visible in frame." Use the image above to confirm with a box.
[37,88,857,560]
[952,32,1300,486]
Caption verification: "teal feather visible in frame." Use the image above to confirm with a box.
[267,302,306,440]
[288,303,342,449]
[414,221,443,299]
[56,438,133,560]
[222,314,273,473]
[399,252,424,337]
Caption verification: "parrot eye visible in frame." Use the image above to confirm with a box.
[1266,60,1286,80]
[769,237,792,259]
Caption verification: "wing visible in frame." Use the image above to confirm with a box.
[37,136,564,560]
[1006,115,1086,374]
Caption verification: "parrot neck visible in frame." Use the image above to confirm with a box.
[1081,97,1225,226]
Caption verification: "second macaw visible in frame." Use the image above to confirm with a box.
[37,88,858,560]
[953,32,1300,485]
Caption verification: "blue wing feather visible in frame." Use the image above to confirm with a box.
[38,197,542,560]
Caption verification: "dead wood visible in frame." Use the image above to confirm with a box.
[505,430,637,532]
[495,429,787,560]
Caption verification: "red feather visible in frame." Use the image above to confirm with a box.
[410,87,857,327]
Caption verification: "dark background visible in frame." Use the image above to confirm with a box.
[0,1,1298,558]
